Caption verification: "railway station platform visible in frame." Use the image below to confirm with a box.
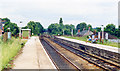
[57,36,120,54]
[13,36,56,69]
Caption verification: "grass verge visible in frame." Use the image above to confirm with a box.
[0,37,27,70]
[63,36,118,48]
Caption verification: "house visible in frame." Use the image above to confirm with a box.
[77,30,93,36]
[21,29,31,39]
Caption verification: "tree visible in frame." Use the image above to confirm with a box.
[27,21,35,34]
[59,18,63,25]
[87,24,92,31]
[64,24,76,35]
[76,22,87,32]
[27,21,44,35]
[118,25,120,38]
[96,27,101,32]
[59,18,64,29]
[64,29,71,35]
[22,26,28,29]
[2,18,19,36]
[114,28,118,37]
[48,23,60,35]
[104,24,116,35]
[10,23,19,36]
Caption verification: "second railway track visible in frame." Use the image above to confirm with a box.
[40,36,120,71]
[49,37,120,71]
[40,38,80,71]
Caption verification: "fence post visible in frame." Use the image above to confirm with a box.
[3,32,8,42]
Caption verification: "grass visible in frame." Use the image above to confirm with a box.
[0,36,27,70]
[63,36,118,48]
[64,36,87,42]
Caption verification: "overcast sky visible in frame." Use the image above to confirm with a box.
[0,0,119,28]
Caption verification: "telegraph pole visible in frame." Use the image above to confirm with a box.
[19,21,22,40]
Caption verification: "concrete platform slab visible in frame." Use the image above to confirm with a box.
[13,36,56,69]
[57,36,120,53]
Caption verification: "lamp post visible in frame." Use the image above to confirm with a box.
[19,21,22,40]
[101,25,104,44]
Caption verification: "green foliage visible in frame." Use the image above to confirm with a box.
[10,23,19,36]
[22,26,28,29]
[104,24,119,38]
[59,18,63,24]
[48,22,76,35]
[48,18,65,35]
[0,37,27,70]
[48,18,76,36]
[86,24,92,31]
[27,21,44,35]
[48,23,61,35]
[64,29,71,35]
[76,22,87,32]
[118,25,120,38]
[64,24,76,35]
[104,24,116,35]
[95,27,101,32]
[2,18,19,36]
[59,18,64,27]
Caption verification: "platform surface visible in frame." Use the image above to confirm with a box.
[57,36,120,53]
[13,36,56,69]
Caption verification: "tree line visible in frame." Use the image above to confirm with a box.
[1,18,120,38]
[48,18,120,38]
[22,21,44,35]
[1,18,44,37]
[1,18,19,36]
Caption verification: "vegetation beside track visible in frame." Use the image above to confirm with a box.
[0,37,27,70]
[63,36,118,48]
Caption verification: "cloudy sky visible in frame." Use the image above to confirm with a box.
[0,0,119,28]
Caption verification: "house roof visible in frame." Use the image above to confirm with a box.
[77,30,93,36]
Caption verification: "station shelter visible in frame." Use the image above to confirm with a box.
[21,29,31,39]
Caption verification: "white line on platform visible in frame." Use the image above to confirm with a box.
[39,40,57,70]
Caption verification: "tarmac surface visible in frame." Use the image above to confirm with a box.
[13,36,56,69]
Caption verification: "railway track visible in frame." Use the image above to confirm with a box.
[44,37,120,71]
[40,38,80,71]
